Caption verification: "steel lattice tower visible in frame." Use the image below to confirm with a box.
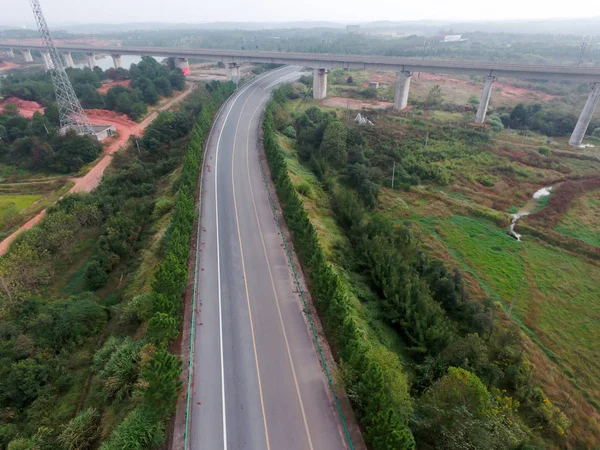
[29,0,93,135]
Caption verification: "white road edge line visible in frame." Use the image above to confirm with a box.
[211,66,291,450]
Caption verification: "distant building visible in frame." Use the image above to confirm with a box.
[368,81,380,88]
[346,25,360,34]
[440,34,468,43]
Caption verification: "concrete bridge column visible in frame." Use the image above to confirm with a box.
[313,68,328,100]
[86,53,96,69]
[175,57,190,76]
[394,71,412,111]
[62,51,74,68]
[111,54,122,69]
[569,82,600,147]
[22,49,33,62]
[5,48,14,58]
[475,76,496,123]
[227,63,240,85]
[41,50,52,70]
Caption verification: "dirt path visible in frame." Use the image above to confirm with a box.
[0,83,195,255]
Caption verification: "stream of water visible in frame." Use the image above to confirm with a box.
[508,186,554,240]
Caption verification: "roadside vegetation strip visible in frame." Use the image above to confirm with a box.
[262,101,416,450]
[100,81,236,449]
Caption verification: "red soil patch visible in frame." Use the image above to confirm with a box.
[415,72,555,101]
[97,79,130,94]
[0,97,44,118]
[529,177,600,227]
[322,97,393,110]
[0,61,20,72]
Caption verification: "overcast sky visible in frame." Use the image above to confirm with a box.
[2,0,599,26]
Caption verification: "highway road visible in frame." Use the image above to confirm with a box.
[188,67,348,450]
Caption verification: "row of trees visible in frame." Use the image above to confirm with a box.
[264,102,416,449]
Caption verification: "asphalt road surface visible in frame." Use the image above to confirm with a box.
[189,67,348,450]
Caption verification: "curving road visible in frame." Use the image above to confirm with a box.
[189,67,348,450]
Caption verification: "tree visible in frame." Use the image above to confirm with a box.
[425,85,443,107]
[141,349,182,419]
[80,84,104,109]
[2,102,19,117]
[142,84,160,105]
[57,408,100,450]
[44,102,60,126]
[415,367,524,450]
[86,260,108,290]
[153,76,173,97]
[347,75,354,84]
[319,120,347,165]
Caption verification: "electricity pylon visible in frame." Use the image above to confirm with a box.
[29,0,93,135]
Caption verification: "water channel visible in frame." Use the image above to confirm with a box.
[508,186,556,240]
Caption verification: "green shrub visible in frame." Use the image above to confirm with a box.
[57,408,100,450]
[476,174,496,187]
[282,125,296,139]
[537,146,551,156]
[86,260,109,290]
[296,182,312,197]
[99,407,164,450]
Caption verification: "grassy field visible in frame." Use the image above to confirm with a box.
[0,193,41,213]
[555,189,600,247]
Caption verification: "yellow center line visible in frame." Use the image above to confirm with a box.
[244,82,315,450]
[230,82,272,450]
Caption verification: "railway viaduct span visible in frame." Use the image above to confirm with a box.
[2,41,600,146]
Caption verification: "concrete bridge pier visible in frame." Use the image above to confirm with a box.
[62,51,74,68]
[569,82,600,146]
[394,71,412,111]
[227,63,240,85]
[41,50,52,70]
[5,48,14,58]
[111,54,122,69]
[86,53,96,69]
[313,68,328,100]
[22,49,33,62]
[175,57,190,76]
[475,76,496,123]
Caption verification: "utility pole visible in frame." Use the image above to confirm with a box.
[391,161,396,189]
[506,277,525,318]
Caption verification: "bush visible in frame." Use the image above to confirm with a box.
[99,407,164,450]
[591,127,600,138]
[537,146,551,156]
[86,260,109,290]
[282,125,296,138]
[296,182,312,197]
[57,408,100,450]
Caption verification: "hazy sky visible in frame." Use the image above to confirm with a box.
[2,0,599,26]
